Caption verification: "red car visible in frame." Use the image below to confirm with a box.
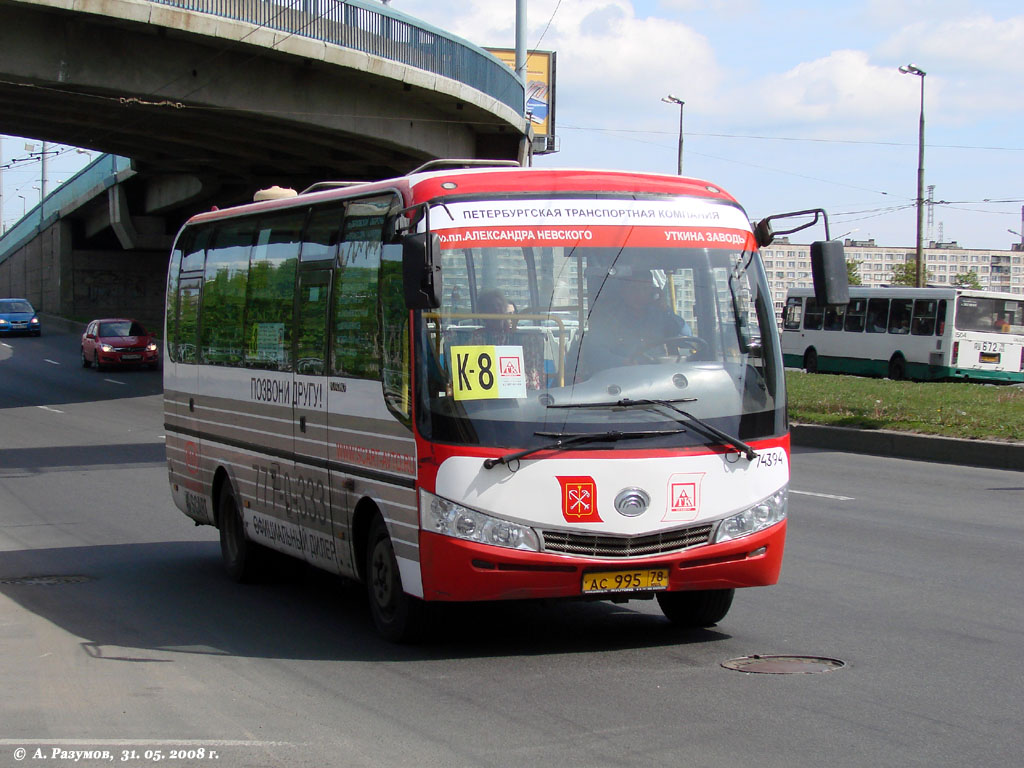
[81,318,159,371]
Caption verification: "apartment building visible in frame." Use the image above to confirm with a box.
[760,237,1024,317]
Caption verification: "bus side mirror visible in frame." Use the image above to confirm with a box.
[810,240,849,306]
[402,232,442,309]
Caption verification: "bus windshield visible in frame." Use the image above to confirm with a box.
[416,237,782,451]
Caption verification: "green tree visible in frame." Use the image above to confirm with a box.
[846,259,862,286]
[889,260,932,286]
[951,271,982,289]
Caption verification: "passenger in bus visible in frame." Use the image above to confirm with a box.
[994,314,1011,333]
[867,309,888,333]
[471,289,543,389]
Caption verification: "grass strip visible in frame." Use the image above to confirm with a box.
[785,371,1024,442]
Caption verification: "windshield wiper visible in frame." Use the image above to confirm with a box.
[482,428,687,470]
[548,397,757,460]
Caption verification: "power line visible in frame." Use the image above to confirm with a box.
[559,123,1024,152]
[532,0,562,52]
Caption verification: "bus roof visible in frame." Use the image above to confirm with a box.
[182,166,744,228]
[785,286,1022,301]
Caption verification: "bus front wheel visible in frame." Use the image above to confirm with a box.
[656,588,735,628]
[366,516,426,643]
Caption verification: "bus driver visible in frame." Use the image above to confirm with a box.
[571,270,694,379]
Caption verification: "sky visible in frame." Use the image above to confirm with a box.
[397,0,1024,251]
[3,0,1023,250]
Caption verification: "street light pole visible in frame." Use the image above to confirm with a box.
[899,64,926,287]
[661,95,684,175]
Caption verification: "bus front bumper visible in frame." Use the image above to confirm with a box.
[418,520,786,602]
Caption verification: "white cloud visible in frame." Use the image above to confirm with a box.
[657,0,758,14]
[737,50,920,135]
[876,14,1024,118]
[394,1,722,131]
[879,14,1024,75]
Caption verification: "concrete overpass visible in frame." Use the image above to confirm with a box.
[0,0,528,328]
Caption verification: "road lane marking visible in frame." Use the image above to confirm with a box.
[44,358,60,365]
[791,489,854,501]
[35,405,65,414]
[104,378,127,385]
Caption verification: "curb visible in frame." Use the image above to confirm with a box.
[791,423,1024,472]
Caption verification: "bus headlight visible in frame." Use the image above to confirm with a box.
[714,487,788,543]
[422,491,540,552]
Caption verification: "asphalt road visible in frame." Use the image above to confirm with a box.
[1,326,1022,768]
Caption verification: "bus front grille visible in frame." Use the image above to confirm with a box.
[541,523,714,558]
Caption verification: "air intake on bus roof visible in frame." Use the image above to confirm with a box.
[253,186,298,202]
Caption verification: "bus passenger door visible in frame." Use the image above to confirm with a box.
[293,267,345,573]
[168,276,208,521]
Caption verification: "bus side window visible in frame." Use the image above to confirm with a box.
[823,304,845,331]
[181,227,209,273]
[176,279,202,364]
[201,220,255,366]
[888,298,912,334]
[381,241,411,426]
[866,298,889,333]
[782,297,802,330]
[333,198,388,379]
[296,269,332,375]
[803,298,823,330]
[911,299,937,335]
[166,245,182,360]
[936,300,946,335]
[844,298,867,332]
[245,211,305,371]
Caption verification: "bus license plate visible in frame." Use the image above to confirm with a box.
[582,568,669,594]
[979,352,1000,364]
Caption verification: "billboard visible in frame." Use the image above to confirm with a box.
[486,48,557,154]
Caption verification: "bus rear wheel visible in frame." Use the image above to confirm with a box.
[656,588,735,628]
[219,482,260,583]
[888,355,906,381]
[365,516,426,643]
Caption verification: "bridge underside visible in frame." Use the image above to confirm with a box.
[0,0,525,327]
[0,0,523,194]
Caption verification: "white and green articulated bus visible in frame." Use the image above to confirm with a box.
[781,286,1024,382]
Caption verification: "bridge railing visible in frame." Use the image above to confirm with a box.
[148,0,524,115]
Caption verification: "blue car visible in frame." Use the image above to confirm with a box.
[0,298,41,336]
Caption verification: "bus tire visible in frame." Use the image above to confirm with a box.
[218,482,259,583]
[365,516,426,643]
[888,355,906,381]
[656,588,735,628]
[803,348,818,373]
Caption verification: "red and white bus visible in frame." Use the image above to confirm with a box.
[163,162,846,641]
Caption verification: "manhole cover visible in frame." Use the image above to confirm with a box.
[0,575,93,586]
[722,655,846,674]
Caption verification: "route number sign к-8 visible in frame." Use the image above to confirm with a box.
[451,345,527,401]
